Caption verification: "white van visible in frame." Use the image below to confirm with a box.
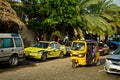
[0,33,24,67]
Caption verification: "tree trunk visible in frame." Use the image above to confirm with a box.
[104,35,108,43]
[73,26,84,40]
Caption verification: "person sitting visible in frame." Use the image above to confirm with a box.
[92,45,96,58]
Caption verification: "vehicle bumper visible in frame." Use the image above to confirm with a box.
[25,53,42,59]
[71,56,86,65]
[104,61,120,74]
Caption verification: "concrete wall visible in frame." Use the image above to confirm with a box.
[20,26,37,47]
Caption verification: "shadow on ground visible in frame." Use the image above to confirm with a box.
[0,55,69,73]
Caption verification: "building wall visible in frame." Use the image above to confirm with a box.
[20,26,37,47]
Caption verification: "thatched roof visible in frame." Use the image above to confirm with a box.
[0,0,25,27]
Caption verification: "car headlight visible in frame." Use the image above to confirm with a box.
[78,54,85,57]
[106,59,112,63]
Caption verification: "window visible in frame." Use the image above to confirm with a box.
[113,47,120,55]
[72,42,85,50]
[33,42,49,48]
[14,38,22,47]
[55,43,60,48]
[38,42,48,48]
[3,38,14,48]
[49,43,55,48]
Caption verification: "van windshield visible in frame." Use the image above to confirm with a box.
[71,42,85,51]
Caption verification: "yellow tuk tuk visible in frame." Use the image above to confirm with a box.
[70,40,100,68]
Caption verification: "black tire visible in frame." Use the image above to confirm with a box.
[72,62,77,69]
[41,53,47,61]
[59,52,64,58]
[9,55,18,67]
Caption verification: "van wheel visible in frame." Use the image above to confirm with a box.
[72,62,77,69]
[41,53,47,61]
[9,55,18,67]
[59,52,64,58]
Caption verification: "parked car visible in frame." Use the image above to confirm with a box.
[107,38,120,49]
[98,42,110,56]
[66,46,71,56]
[65,41,71,56]
[24,41,66,61]
[104,47,120,74]
[0,33,24,67]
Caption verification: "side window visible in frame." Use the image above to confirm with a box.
[55,43,60,48]
[14,38,23,47]
[0,39,3,48]
[3,38,14,48]
[49,43,55,48]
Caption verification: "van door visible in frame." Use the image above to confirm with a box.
[0,38,14,61]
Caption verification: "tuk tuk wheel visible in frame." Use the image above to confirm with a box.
[72,62,77,69]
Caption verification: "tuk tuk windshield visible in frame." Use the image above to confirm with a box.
[71,42,85,51]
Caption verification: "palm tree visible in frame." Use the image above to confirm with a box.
[0,0,25,33]
[92,0,120,42]
[76,0,119,40]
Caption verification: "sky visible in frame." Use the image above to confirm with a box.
[113,0,120,6]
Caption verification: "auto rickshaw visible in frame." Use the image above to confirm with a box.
[70,40,100,68]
